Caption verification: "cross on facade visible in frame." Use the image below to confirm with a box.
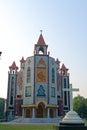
[63,84,79,111]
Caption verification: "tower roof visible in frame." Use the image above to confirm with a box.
[60,64,68,71]
[20,57,25,63]
[55,58,60,64]
[37,33,46,45]
[9,61,18,70]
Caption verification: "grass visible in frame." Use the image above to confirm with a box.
[0,124,58,130]
[85,119,87,125]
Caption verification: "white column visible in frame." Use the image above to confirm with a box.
[32,108,35,118]
[22,108,24,118]
[47,108,50,118]
[56,108,58,117]
[70,84,79,110]
[69,84,73,110]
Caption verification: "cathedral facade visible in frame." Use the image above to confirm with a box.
[6,33,70,121]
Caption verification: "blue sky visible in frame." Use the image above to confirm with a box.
[0,0,87,98]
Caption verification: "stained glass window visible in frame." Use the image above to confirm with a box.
[10,77,14,105]
[64,78,66,88]
[64,91,67,106]
[51,87,55,97]
[27,67,31,83]
[52,68,55,83]
[25,86,31,97]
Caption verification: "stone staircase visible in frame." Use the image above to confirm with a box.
[9,117,61,124]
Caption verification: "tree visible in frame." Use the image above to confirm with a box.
[0,98,5,119]
[73,95,87,118]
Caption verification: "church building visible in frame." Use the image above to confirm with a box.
[6,32,71,122]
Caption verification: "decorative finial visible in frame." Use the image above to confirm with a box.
[0,52,2,56]
[40,30,43,34]
[0,52,2,59]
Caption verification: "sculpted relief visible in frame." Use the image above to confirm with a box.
[36,58,47,82]
[36,68,46,82]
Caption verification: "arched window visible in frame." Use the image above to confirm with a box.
[39,47,44,54]
[27,67,31,83]
[10,77,14,105]
[25,86,31,97]
[64,78,67,88]
[52,68,55,83]
[51,87,55,97]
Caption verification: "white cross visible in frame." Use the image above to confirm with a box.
[63,84,79,111]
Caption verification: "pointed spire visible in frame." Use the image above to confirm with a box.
[60,64,68,71]
[9,61,18,70]
[20,57,25,63]
[37,30,46,45]
[56,58,60,70]
[55,58,60,64]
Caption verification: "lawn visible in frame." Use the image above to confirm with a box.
[0,124,58,130]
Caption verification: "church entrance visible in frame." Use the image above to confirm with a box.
[50,108,54,118]
[26,109,30,118]
[36,103,45,118]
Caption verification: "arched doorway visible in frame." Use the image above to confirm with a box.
[36,103,45,118]
[50,108,54,118]
[26,109,30,118]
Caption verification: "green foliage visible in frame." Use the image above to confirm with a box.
[0,124,56,130]
[73,95,87,118]
[0,98,5,119]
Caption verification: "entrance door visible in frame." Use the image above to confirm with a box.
[36,103,44,118]
[50,108,54,118]
[26,109,30,118]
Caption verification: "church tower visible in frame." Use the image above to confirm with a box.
[60,64,70,114]
[33,32,58,118]
[6,61,18,121]
[34,32,48,55]
[34,32,49,104]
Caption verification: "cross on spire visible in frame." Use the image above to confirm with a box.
[40,30,43,34]
[63,84,79,110]
[37,30,46,45]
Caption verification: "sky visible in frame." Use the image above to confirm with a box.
[0,0,87,99]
